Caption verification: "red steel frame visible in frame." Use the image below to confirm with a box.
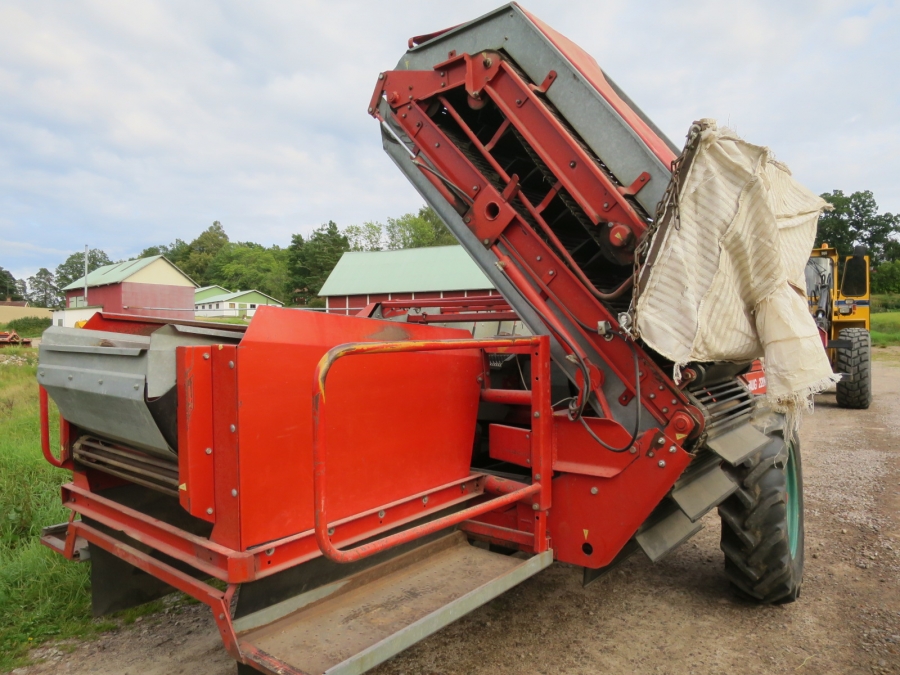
[40,334,554,665]
[369,51,704,442]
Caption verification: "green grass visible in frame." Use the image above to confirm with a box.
[871,311,900,347]
[0,351,110,670]
[0,350,204,670]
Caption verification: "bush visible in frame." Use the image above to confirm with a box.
[871,294,900,313]
[2,317,52,338]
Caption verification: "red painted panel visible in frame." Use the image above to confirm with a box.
[120,283,195,319]
[368,294,390,304]
[66,283,194,319]
[549,432,691,568]
[234,307,482,549]
[67,284,124,313]
[346,295,368,315]
[327,295,348,315]
[176,346,215,522]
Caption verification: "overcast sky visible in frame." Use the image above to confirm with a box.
[1,0,897,281]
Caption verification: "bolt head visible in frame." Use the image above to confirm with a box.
[378,73,385,80]
[206,508,213,515]
[422,496,429,505]
[205,447,212,455]
[367,107,373,113]
[534,474,541,481]
[590,487,598,495]
[532,503,540,511]
[231,489,238,497]
[603,202,609,209]
[569,160,576,168]
[629,447,637,454]
[328,527,335,535]
[657,437,665,445]
[203,353,210,360]
[228,361,234,369]
[662,408,669,414]
[658,460,666,468]
[378,510,385,518]
[669,445,677,453]
[533,411,541,418]
[230,424,236,432]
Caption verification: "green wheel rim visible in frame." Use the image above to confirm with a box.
[785,442,800,557]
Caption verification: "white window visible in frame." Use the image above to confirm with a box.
[216,303,220,309]
[229,303,236,309]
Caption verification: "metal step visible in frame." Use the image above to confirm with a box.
[671,453,737,522]
[635,501,703,563]
[706,422,770,465]
[235,532,552,675]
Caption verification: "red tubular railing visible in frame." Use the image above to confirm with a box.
[40,386,68,468]
[312,336,548,564]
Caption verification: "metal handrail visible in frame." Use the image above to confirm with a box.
[311,336,545,563]
[40,386,69,468]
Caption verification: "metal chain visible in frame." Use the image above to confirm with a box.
[625,122,704,337]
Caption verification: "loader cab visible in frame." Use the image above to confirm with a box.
[806,243,872,408]
[807,243,870,336]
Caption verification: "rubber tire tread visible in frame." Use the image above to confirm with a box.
[717,420,804,604]
[835,327,872,409]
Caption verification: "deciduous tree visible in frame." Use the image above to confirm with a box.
[54,249,112,289]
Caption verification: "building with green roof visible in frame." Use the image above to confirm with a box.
[318,246,496,314]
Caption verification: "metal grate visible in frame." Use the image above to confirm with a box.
[689,378,756,438]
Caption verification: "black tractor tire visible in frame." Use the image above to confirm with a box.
[835,327,872,409]
[717,420,804,604]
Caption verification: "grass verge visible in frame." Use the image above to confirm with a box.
[0,350,108,671]
[0,349,203,671]
[871,311,900,347]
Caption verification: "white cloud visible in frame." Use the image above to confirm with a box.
[0,0,898,279]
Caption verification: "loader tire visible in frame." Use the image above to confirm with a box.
[835,327,872,409]
[717,422,804,604]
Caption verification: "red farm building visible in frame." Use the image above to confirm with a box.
[57,255,197,327]
[318,246,498,315]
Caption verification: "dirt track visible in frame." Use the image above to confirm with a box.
[12,353,900,675]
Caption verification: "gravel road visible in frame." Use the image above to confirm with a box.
[12,352,900,675]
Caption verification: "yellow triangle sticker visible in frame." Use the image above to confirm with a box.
[179,483,187,491]
[675,433,687,440]
[583,529,589,540]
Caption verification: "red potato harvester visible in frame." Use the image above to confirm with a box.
[37,5,801,674]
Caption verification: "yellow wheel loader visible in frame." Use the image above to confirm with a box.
[805,244,872,408]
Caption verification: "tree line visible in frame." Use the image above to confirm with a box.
[5,206,456,308]
[816,190,900,294]
[5,190,900,309]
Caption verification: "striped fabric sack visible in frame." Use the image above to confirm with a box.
[634,119,837,422]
